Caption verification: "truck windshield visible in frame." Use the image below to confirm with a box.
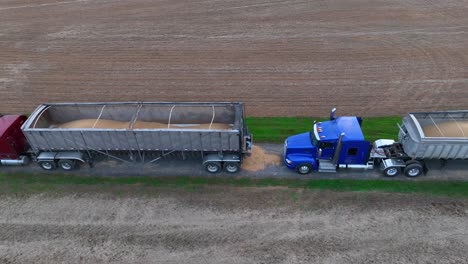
[310,131,318,146]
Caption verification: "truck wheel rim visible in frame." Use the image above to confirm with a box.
[61,162,72,170]
[386,168,398,176]
[226,164,238,173]
[299,166,309,174]
[408,168,420,177]
[207,164,219,173]
[42,162,53,170]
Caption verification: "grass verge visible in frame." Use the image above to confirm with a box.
[246,116,401,143]
[2,173,468,198]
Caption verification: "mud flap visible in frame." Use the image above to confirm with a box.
[422,161,429,175]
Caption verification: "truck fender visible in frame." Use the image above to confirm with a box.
[37,152,86,163]
[285,154,317,171]
[202,153,240,165]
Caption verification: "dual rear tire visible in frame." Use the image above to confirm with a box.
[383,162,423,178]
[404,163,423,177]
[205,162,240,174]
[38,159,77,171]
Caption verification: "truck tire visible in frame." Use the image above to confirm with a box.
[296,164,312,174]
[38,160,56,171]
[58,160,76,171]
[224,162,240,173]
[383,167,400,177]
[205,162,221,173]
[405,160,420,166]
[404,163,423,177]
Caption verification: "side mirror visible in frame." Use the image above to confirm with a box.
[244,135,252,152]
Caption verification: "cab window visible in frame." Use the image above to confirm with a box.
[347,148,358,156]
[318,141,334,149]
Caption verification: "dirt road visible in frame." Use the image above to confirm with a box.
[1,0,468,116]
[0,186,467,263]
[3,143,468,181]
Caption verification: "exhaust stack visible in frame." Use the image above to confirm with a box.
[330,107,337,120]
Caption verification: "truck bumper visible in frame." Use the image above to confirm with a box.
[284,158,296,170]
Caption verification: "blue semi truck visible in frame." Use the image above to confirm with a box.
[284,108,468,177]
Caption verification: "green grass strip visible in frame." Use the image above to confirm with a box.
[2,173,468,198]
[246,116,401,143]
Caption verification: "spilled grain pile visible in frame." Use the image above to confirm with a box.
[55,119,232,130]
[242,145,282,171]
[423,121,468,137]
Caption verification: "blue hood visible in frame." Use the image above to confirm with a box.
[286,132,314,149]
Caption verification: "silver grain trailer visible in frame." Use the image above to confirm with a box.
[377,110,468,177]
[21,102,252,173]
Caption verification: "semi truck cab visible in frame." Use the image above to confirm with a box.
[284,109,371,174]
[0,115,30,165]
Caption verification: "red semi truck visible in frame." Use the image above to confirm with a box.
[0,114,30,166]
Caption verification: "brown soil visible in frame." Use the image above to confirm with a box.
[0,187,467,263]
[242,145,282,171]
[1,0,468,117]
[423,121,468,137]
[56,119,232,130]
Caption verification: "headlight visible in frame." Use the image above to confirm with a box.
[283,140,288,157]
[285,158,292,164]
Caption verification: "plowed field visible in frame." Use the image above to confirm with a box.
[1,0,468,116]
[1,187,468,263]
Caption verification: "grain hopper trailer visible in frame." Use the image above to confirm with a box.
[0,102,252,173]
[284,109,468,177]
[378,110,468,176]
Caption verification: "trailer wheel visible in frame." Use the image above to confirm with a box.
[224,162,240,173]
[38,160,56,171]
[404,163,423,177]
[296,164,312,174]
[383,167,400,177]
[58,160,76,171]
[205,162,221,173]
